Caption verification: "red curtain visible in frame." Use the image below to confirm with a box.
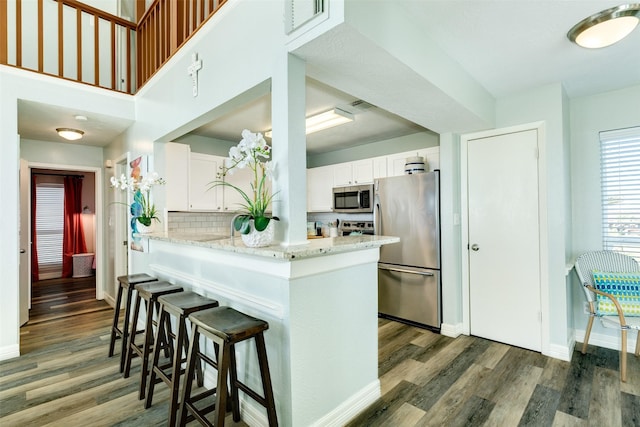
[62,176,87,277]
[31,175,39,282]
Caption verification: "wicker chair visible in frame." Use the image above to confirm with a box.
[574,250,640,382]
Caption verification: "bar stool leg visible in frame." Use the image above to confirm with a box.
[123,292,142,378]
[167,313,187,426]
[119,285,135,373]
[256,333,278,426]
[107,283,124,358]
[178,323,200,427]
[144,309,170,410]
[139,298,157,400]
[214,338,231,427]
[229,343,241,422]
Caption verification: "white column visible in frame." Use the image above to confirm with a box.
[271,52,307,246]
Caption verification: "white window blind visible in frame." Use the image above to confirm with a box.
[36,183,64,267]
[600,126,640,261]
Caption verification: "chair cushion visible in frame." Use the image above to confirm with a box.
[592,271,640,317]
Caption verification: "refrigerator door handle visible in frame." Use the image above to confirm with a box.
[373,195,381,235]
[378,264,435,276]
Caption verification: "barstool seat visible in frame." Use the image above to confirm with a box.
[123,280,184,400]
[145,291,219,426]
[108,273,157,373]
[178,306,278,427]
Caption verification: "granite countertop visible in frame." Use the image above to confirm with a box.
[138,231,399,260]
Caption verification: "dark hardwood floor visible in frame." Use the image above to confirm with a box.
[1,278,639,426]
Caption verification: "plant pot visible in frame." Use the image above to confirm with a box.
[135,219,154,234]
[241,219,275,248]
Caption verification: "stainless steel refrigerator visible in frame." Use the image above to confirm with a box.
[374,171,441,329]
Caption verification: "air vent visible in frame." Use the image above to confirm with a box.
[350,100,374,111]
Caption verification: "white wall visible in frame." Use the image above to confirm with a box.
[21,138,104,167]
[495,83,572,357]
[0,66,134,359]
[569,84,640,350]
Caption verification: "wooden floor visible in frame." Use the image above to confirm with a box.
[1,278,639,426]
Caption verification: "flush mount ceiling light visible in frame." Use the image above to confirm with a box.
[56,128,84,141]
[567,3,640,48]
[264,108,354,138]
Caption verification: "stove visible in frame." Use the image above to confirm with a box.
[340,221,374,236]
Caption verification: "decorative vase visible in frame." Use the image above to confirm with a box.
[136,220,154,234]
[241,219,275,248]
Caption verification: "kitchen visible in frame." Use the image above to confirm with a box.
[5,0,639,425]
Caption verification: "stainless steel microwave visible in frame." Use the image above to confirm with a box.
[332,184,374,213]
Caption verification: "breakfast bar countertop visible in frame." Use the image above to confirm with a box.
[138,231,399,260]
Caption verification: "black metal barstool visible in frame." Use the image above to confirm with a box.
[108,273,158,373]
[178,306,278,427]
[145,291,219,426]
[123,280,184,400]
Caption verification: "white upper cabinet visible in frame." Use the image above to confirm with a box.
[387,147,440,177]
[163,142,190,211]
[373,156,388,179]
[189,153,223,211]
[223,165,255,212]
[307,165,334,212]
[333,159,374,186]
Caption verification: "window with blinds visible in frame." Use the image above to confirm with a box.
[36,183,64,269]
[600,126,640,261]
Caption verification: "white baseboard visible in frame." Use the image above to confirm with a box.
[309,380,381,427]
[203,371,380,426]
[575,328,639,353]
[544,340,574,362]
[440,322,464,338]
[103,293,115,308]
[0,344,20,361]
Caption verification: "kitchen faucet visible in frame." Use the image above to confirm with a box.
[230,213,243,241]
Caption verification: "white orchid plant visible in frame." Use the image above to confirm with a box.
[209,129,278,234]
[111,172,166,227]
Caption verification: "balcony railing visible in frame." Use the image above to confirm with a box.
[0,0,227,94]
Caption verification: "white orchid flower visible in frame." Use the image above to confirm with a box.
[264,161,274,179]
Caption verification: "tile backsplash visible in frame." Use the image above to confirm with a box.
[167,211,237,235]
[168,211,373,236]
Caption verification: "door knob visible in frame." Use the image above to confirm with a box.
[20,249,26,253]
[471,244,479,251]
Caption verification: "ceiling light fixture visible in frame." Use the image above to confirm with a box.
[567,3,640,48]
[264,108,354,138]
[56,128,84,141]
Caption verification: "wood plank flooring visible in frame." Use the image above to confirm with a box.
[349,319,640,427]
[2,278,639,426]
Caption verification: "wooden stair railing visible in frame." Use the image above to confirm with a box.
[0,0,227,95]
[137,0,227,87]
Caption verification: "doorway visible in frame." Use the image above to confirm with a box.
[461,123,548,353]
[19,161,104,328]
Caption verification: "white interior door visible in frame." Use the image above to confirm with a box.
[467,129,541,351]
[19,158,30,326]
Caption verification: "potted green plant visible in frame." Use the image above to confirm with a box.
[209,129,278,246]
[111,172,165,233]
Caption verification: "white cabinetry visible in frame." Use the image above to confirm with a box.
[307,165,334,212]
[387,147,440,177]
[189,153,223,211]
[163,143,190,211]
[222,165,255,212]
[373,156,388,179]
[333,159,374,186]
